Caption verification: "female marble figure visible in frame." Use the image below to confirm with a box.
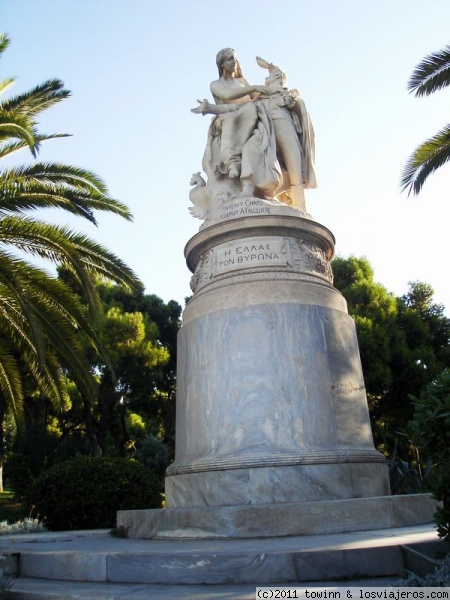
[192,49,316,210]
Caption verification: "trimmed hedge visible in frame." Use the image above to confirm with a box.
[24,456,162,531]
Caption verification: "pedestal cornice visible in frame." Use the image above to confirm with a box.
[185,215,335,273]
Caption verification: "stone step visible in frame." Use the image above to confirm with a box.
[118,493,437,539]
[0,524,442,588]
[7,576,401,600]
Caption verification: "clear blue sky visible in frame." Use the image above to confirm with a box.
[2,0,450,311]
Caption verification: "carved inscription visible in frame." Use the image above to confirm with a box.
[218,198,271,221]
[214,237,288,276]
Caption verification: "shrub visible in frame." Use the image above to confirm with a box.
[6,428,91,498]
[387,437,433,495]
[24,456,162,531]
[407,369,450,542]
[5,429,61,498]
[135,433,169,479]
[0,518,46,535]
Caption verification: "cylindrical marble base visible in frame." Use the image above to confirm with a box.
[166,463,389,508]
[165,213,389,507]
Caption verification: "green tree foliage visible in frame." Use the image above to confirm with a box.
[24,456,162,530]
[407,369,450,542]
[0,34,140,488]
[389,282,450,428]
[85,284,180,459]
[6,426,87,499]
[136,433,170,480]
[333,256,450,452]
[93,303,170,457]
[47,278,181,460]
[4,283,180,496]
[401,44,450,195]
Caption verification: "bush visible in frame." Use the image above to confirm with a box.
[135,433,169,479]
[0,518,46,535]
[407,369,450,542]
[24,456,162,531]
[5,429,61,498]
[6,428,91,498]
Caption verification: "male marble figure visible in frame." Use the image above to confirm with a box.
[192,49,316,211]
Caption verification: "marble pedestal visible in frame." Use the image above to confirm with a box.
[119,202,435,538]
[165,210,389,507]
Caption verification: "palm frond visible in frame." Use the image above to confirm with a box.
[0,78,15,95]
[0,133,69,160]
[408,44,450,97]
[33,350,69,410]
[0,79,70,117]
[0,163,133,222]
[0,32,137,414]
[0,253,50,361]
[20,261,100,335]
[0,115,37,156]
[67,230,141,292]
[0,319,68,409]
[401,124,450,195]
[8,162,110,195]
[0,33,10,57]
[0,259,98,404]
[0,218,103,314]
[28,294,98,402]
[0,217,140,303]
[0,342,23,421]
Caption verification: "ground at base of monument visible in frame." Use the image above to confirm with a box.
[7,576,403,600]
[0,523,443,597]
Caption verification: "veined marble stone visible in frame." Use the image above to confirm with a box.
[165,211,390,508]
[118,207,437,539]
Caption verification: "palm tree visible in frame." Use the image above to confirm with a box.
[0,33,140,480]
[401,44,450,195]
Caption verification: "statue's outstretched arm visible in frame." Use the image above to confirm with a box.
[210,80,268,102]
[191,99,240,116]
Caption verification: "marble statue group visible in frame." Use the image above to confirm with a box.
[190,49,317,218]
[118,47,435,552]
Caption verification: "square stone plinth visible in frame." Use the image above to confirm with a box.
[117,493,437,539]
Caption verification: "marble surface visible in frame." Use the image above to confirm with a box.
[190,50,317,224]
[11,522,439,585]
[165,214,389,510]
[168,299,387,506]
[165,463,389,507]
[118,494,437,539]
[2,524,439,595]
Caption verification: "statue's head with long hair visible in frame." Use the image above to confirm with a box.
[216,48,243,78]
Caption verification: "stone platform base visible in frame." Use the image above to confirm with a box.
[0,523,442,593]
[117,493,436,539]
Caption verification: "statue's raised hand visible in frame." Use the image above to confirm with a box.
[191,99,212,115]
